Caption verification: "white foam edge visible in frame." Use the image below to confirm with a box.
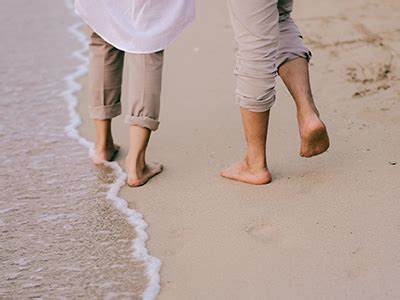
[62,1,161,299]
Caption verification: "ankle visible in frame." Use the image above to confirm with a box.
[244,154,267,171]
[96,139,114,151]
[294,96,317,114]
[297,107,321,124]
[126,152,146,171]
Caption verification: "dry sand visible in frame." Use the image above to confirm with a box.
[78,0,400,298]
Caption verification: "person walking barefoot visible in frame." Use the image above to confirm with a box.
[75,0,195,187]
[221,0,329,185]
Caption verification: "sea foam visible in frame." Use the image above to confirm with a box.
[62,1,161,299]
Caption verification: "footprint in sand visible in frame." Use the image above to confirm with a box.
[301,16,365,49]
[300,17,396,98]
[345,44,393,98]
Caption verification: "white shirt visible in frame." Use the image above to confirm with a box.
[75,0,195,53]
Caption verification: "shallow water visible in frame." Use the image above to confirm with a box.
[0,1,152,298]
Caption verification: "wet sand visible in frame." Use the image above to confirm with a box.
[77,0,400,298]
[1,1,151,298]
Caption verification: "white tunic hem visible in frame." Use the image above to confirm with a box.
[75,1,195,54]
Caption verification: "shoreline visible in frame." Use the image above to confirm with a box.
[76,0,400,298]
[2,0,160,297]
[67,4,161,299]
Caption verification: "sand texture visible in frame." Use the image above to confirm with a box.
[77,0,400,298]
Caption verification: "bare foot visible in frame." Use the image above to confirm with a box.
[220,160,272,185]
[298,114,330,158]
[126,161,163,187]
[93,144,120,164]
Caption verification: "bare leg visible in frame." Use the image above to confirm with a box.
[125,125,162,187]
[278,57,330,157]
[221,108,272,185]
[93,119,119,164]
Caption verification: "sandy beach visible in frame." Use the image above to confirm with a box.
[77,0,400,298]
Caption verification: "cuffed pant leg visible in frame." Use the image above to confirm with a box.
[277,14,312,68]
[88,30,124,120]
[124,51,164,131]
[228,0,279,113]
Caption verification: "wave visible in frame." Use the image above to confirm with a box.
[62,1,161,299]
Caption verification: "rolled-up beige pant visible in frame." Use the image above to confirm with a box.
[88,31,163,131]
[228,0,311,112]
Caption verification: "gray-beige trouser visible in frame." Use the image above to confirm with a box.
[88,31,164,131]
[228,0,311,112]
